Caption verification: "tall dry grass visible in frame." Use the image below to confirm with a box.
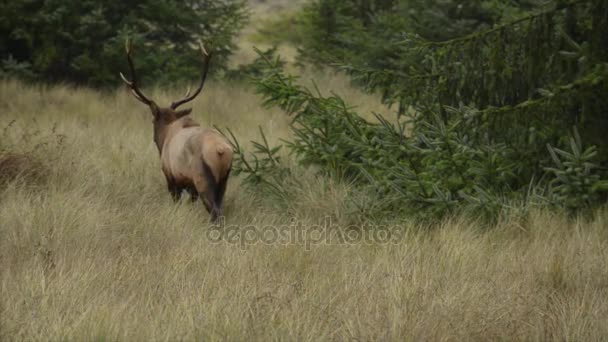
[1,77,607,341]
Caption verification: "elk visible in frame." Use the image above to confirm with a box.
[120,39,233,223]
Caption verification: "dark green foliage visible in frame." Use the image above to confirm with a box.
[0,56,35,80]
[546,128,608,213]
[343,0,608,159]
[294,0,545,68]
[247,52,606,221]
[233,0,608,221]
[0,0,248,87]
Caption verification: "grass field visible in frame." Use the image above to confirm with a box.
[1,75,608,341]
[1,1,608,339]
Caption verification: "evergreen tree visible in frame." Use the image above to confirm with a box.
[230,0,608,220]
[0,0,248,87]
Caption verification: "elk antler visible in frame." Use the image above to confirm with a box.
[119,38,154,106]
[170,41,212,110]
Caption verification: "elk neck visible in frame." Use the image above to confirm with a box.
[153,116,201,154]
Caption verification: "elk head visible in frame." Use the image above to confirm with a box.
[119,39,212,151]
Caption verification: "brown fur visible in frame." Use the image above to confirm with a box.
[152,107,233,222]
[120,39,232,223]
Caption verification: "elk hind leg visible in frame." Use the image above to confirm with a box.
[164,175,181,202]
[186,185,199,203]
[215,168,231,218]
[193,175,217,222]
[196,161,221,223]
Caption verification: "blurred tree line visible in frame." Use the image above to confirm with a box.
[0,0,247,87]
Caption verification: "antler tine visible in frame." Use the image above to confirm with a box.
[119,38,135,88]
[130,89,145,102]
[119,38,154,106]
[199,41,209,56]
[119,72,132,86]
[183,85,192,99]
[170,40,212,110]
[125,37,130,54]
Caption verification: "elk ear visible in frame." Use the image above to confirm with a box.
[175,108,192,118]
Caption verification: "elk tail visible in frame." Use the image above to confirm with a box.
[216,145,226,156]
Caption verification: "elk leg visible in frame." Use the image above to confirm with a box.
[164,175,181,202]
[214,168,231,218]
[168,184,181,202]
[186,186,199,202]
[193,176,210,210]
[203,191,220,223]
[193,174,217,223]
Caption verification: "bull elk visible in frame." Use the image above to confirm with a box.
[120,39,233,223]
